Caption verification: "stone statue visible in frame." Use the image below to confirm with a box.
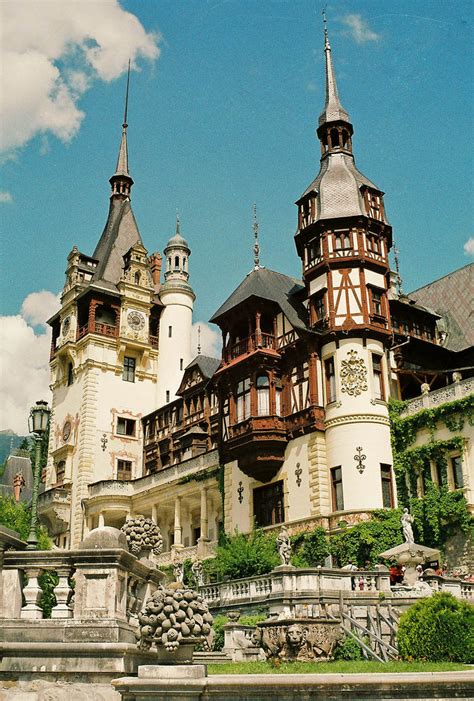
[191,559,205,587]
[401,508,414,545]
[280,624,313,661]
[276,525,292,566]
[173,559,184,584]
[12,472,25,502]
[252,620,342,662]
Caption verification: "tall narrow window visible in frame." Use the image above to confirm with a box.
[253,481,285,527]
[67,363,74,386]
[257,374,270,416]
[168,326,172,338]
[166,390,170,404]
[451,456,464,489]
[236,378,251,422]
[331,467,344,511]
[123,356,136,383]
[275,386,282,416]
[314,293,326,321]
[117,459,132,480]
[55,461,66,485]
[380,464,394,508]
[134,272,141,285]
[325,357,336,403]
[370,289,383,317]
[174,256,180,270]
[372,353,384,400]
[180,358,183,371]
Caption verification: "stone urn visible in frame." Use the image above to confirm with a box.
[136,582,213,664]
[121,515,163,561]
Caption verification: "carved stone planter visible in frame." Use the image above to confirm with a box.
[253,617,343,662]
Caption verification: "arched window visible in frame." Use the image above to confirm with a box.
[256,374,270,416]
[330,128,340,149]
[134,271,141,285]
[174,256,180,270]
[342,130,349,149]
[183,257,187,270]
[168,257,171,270]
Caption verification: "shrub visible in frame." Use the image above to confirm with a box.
[397,592,474,663]
[291,527,330,568]
[333,633,363,661]
[0,496,51,549]
[211,529,279,581]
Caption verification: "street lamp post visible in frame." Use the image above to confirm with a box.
[26,400,51,550]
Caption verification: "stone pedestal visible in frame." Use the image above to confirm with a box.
[113,664,207,700]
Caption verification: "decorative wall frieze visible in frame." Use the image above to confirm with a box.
[340,349,368,396]
[295,462,303,487]
[324,413,390,429]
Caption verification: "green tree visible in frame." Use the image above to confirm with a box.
[210,529,279,581]
[0,495,51,549]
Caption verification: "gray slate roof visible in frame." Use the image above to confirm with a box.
[209,268,308,331]
[299,153,389,225]
[185,355,221,379]
[409,263,474,352]
[92,199,143,288]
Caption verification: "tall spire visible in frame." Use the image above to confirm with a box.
[318,12,350,128]
[110,60,134,199]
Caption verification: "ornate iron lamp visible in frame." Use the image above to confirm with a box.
[26,400,50,549]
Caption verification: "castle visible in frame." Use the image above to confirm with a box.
[39,28,473,560]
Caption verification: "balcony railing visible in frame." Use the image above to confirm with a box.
[77,321,117,340]
[225,333,277,362]
[401,377,473,417]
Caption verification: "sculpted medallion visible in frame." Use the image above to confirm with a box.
[340,349,368,396]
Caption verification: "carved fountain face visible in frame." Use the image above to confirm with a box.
[286,624,305,648]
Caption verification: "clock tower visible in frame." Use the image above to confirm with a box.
[43,106,163,547]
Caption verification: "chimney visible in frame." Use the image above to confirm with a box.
[148,252,162,291]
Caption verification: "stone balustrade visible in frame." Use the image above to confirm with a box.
[422,573,474,599]
[199,567,392,610]
[400,377,473,417]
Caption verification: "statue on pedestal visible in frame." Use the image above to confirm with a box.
[276,526,292,566]
[401,508,414,545]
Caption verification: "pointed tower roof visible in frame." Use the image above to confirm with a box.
[165,213,189,250]
[91,66,143,289]
[318,19,350,127]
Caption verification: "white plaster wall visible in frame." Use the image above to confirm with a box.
[325,420,393,510]
[156,290,193,407]
[283,434,312,521]
[309,273,328,296]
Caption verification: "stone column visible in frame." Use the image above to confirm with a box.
[21,568,43,619]
[200,487,209,541]
[174,497,182,547]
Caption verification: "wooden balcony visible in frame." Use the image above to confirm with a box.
[224,333,277,363]
[224,415,287,482]
[77,321,117,340]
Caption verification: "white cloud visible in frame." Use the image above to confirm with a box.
[21,290,61,328]
[0,0,160,155]
[340,14,380,44]
[0,191,12,203]
[0,301,54,434]
[191,322,221,359]
[464,238,474,256]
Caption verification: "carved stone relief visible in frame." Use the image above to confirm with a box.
[340,350,368,396]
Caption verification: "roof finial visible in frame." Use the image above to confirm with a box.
[322,7,330,49]
[176,209,180,235]
[123,58,131,128]
[197,325,201,355]
[393,244,404,296]
[111,60,133,194]
[253,203,261,271]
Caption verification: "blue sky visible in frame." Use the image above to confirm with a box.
[0,0,472,431]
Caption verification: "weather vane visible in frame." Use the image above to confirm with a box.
[393,244,404,296]
[197,325,201,355]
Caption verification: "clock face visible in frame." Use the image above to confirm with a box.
[62,421,72,442]
[127,311,145,331]
[62,316,71,335]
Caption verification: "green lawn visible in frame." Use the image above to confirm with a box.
[207,660,470,675]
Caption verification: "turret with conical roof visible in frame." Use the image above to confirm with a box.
[156,215,195,407]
